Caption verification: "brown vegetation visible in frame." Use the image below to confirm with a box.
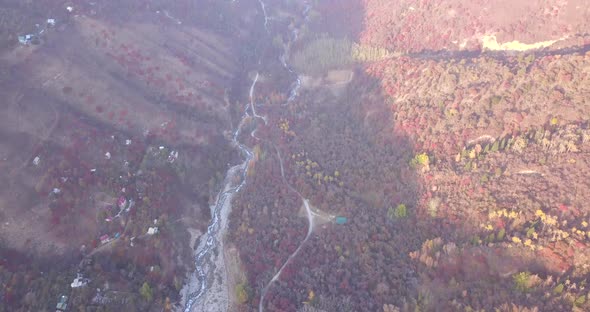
[0,0,256,311]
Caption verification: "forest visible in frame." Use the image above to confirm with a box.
[226,0,590,311]
[1,0,590,311]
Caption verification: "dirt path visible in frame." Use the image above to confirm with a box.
[180,1,314,311]
[258,146,334,312]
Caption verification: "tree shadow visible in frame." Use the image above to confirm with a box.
[234,68,425,311]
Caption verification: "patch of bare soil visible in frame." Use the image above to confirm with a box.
[300,69,354,96]
[326,70,354,85]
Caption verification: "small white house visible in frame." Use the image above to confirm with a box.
[18,34,34,45]
[71,274,89,288]
[147,227,159,235]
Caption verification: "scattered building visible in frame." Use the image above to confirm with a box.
[71,273,89,288]
[147,227,159,235]
[18,34,34,45]
[167,150,179,163]
[56,295,68,311]
[335,216,348,225]
[92,288,111,305]
[100,234,110,244]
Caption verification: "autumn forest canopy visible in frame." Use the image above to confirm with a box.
[1,0,590,312]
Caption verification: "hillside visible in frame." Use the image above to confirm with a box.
[226,0,590,311]
[2,0,590,311]
[0,0,259,311]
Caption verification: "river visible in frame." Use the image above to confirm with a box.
[180,1,312,311]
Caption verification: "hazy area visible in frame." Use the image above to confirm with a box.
[1,0,590,311]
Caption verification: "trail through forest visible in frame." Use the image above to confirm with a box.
[181,1,314,311]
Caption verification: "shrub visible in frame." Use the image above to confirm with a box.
[513,272,532,292]
[480,174,489,183]
[485,233,495,243]
[235,282,249,304]
[511,137,527,154]
[410,153,429,168]
[140,282,153,302]
[388,204,408,219]
[575,295,586,307]
[489,95,502,106]
[490,141,500,152]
